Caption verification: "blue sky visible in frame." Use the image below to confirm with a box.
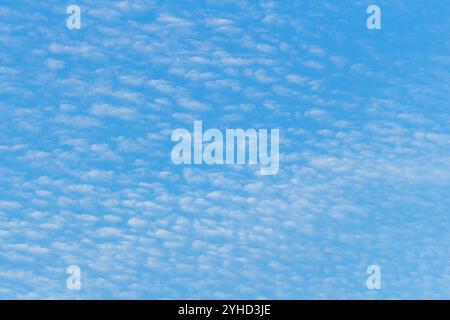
[0,0,449,299]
